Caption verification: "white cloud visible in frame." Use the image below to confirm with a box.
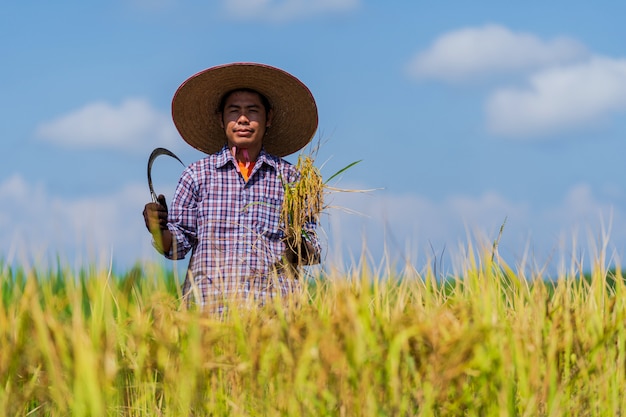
[36,98,180,152]
[406,24,626,138]
[542,184,616,232]
[323,187,525,263]
[323,183,626,274]
[222,0,359,22]
[407,24,588,82]
[486,56,626,137]
[0,174,164,269]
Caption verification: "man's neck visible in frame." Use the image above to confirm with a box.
[230,146,261,165]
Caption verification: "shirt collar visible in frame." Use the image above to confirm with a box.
[215,144,278,171]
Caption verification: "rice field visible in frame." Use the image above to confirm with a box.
[1,240,626,416]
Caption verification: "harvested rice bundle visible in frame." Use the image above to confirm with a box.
[281,151,363,263]
[281,154,324,253]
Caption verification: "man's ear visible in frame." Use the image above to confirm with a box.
[218,112,224,129]
[266,109,273,128]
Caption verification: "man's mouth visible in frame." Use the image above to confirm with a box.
[234,129,253,136]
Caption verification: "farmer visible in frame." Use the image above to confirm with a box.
[142,63,322,312]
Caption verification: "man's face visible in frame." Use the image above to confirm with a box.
[220,90,272,153]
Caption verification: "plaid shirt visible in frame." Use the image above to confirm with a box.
[164,145,320,310]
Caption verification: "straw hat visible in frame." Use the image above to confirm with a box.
[171,62,318,157]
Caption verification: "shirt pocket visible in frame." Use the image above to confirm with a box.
[248,196,282,239]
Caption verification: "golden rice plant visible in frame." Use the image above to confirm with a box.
[281,154,324,248]
[3,232,626,416]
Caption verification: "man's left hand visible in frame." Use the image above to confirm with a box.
[284,238,320,265]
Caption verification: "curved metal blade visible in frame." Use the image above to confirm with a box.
[148,147,185,202]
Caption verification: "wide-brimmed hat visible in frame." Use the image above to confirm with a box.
[171,62,318,157]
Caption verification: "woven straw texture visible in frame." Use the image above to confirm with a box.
[172,63,318,157]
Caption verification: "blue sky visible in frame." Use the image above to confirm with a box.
[3,0,626,275]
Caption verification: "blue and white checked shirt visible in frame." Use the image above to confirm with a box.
[164,145,320,308]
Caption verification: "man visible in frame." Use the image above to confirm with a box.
[143,63,322,312]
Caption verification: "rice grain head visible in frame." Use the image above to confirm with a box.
[281,154,324,251]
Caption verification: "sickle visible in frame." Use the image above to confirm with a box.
[147,147,185,203]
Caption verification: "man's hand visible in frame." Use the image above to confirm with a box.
[284,237,320,266]
[143,194,173,253]
[143,194,168,233]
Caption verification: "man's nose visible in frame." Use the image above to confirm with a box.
[237,113,250,123]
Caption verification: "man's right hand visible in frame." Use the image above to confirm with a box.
[143,194,168,234]
[143,194,174,254]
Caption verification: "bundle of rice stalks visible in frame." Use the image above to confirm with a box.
[281,152,363,257]
[281,154,324,251]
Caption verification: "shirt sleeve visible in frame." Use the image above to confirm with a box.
[163,167,198,260]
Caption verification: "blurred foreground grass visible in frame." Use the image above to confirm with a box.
[1,244,626,416]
